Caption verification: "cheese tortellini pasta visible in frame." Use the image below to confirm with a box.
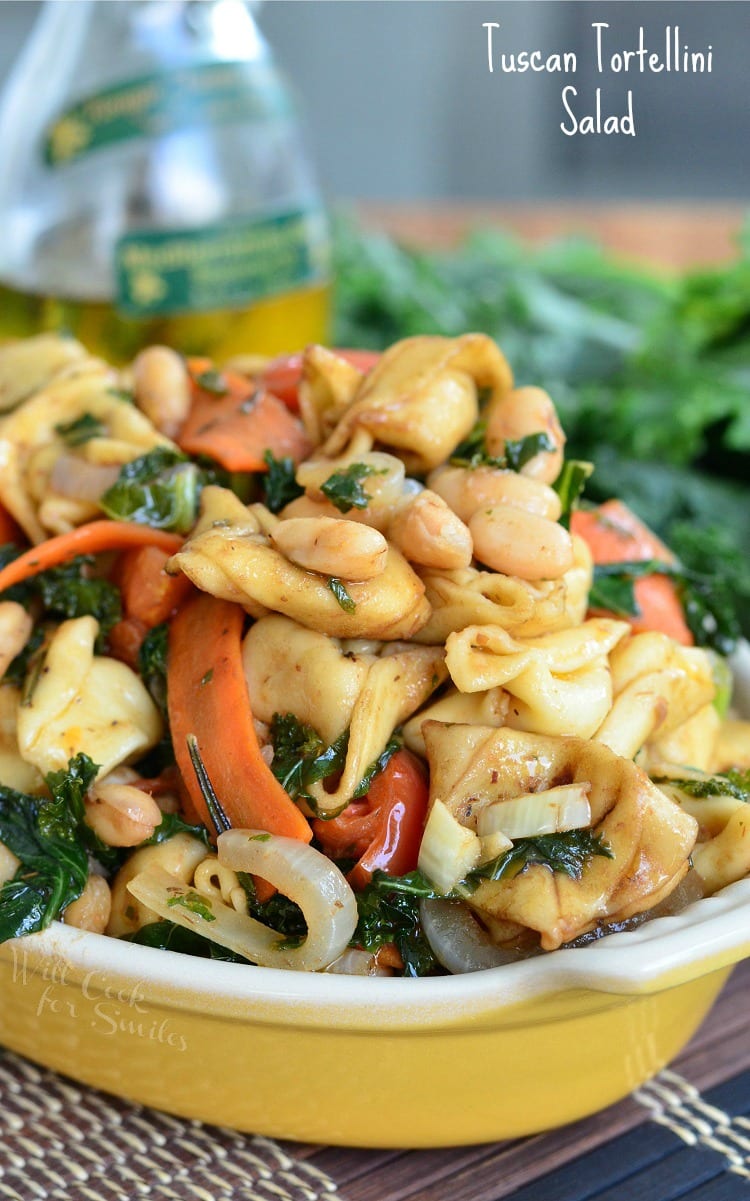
[0,330,748,976]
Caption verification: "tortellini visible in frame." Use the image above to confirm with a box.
[0,365,175,541]
[422,722,698,949]
[414,534,593,645]
[16,616,163,778]
[323,334,513,474]
[169,488,431,640]
[445,619,630,739]
[243,614,447,812]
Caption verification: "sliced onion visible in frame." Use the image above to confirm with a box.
[419,897,536,974]
[127,829,358,971]
[49,453,120,501]
[325,948,391,976]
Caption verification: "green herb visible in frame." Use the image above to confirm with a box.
[504,432,556,471]
[321,462,382,512]
[194,368,229,395]
[262,449,303,513]
[328,577,356,612]
[450,425,554,472]
[106,387,134,404]
[269,714,348,801]
[140,812,211,848]
[352,737,401,798]
[332,218,750,640]
[55,412,105,446]
[248,832,271,842]
[127,919,244,960]
[0,753,114,942]
[166,890,216,921]
[554,460,594,528]
[353,870,440,977]
[469,831,613,886]
[589,558,740,655]
[0,550,122,652]
[200,669,213,686]
[2,625,45,687]
[240,873,308,943]
[138,623,168,716]
[100,448,202,534]
[653,768,750,801]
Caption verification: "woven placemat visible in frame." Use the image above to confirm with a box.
[0,1051,339,1201]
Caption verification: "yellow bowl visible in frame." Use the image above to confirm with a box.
[3,643,750,1147]
[2,878,750,1147]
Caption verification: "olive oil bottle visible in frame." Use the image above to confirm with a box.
[0,0,331,363]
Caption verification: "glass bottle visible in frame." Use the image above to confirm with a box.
[0,0,331,362]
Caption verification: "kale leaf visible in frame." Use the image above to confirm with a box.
[100,448,202,533]
[469,830,613,886]
[138,622,169,716]
[589,558,740,655]
[352,737,400,798]
[353,870,440,977]
[262,449,304,513]
[193,368,229,396]
[269,713,348,801]
[0,753,107,942]
[320,462,382,512]
[451,424,554,472]
[0,548,122,654]
[653,768,750,801]
[554,460,594,528]
[55,412,106,446]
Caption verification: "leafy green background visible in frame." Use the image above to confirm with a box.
[333,219,750,634]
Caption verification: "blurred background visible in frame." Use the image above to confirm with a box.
[0,0,747,202]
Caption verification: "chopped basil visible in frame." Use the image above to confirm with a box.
[328,577,356,612]
[54,412,105,446]
[262,449,304,513]
[321,462,382,512]
[468,830,613,886]
[167,890,216,922]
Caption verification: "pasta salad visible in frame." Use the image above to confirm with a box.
[0,332,747,976]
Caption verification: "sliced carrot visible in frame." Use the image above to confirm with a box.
[178,366,311,472]
[118,545,193,628]
[167,592,312,845]
[0,522,183,595]
[261,349,381,411]
[108,616,149,669]
[571,499,693,645]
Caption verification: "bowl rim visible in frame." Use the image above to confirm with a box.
[3,651,749,1034]
[5,875,750,1031]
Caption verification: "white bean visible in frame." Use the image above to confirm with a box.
[428,464,562,523]
[85,783,162,847]
[469,506,574,580]
[133,346,191,437]
[484,387,565,484]
[0,602,33,679]
[63,875,112,933]
[388,490,473,569]
[271,516,389,580]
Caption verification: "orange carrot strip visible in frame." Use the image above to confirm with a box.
[108,616,149,670]
[571,499,693,645]
[167,592,312,843]
[0,522,183,595]
[118,545,193,628]
[178,366,311,472]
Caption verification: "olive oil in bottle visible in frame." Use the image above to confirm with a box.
[0,0,331,362]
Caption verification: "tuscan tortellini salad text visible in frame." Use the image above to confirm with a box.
[0,332,747,975]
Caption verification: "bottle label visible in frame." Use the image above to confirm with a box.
[43,62,291,167]
[114,208,329,317]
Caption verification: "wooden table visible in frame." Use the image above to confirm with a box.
[358,202,746,270]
